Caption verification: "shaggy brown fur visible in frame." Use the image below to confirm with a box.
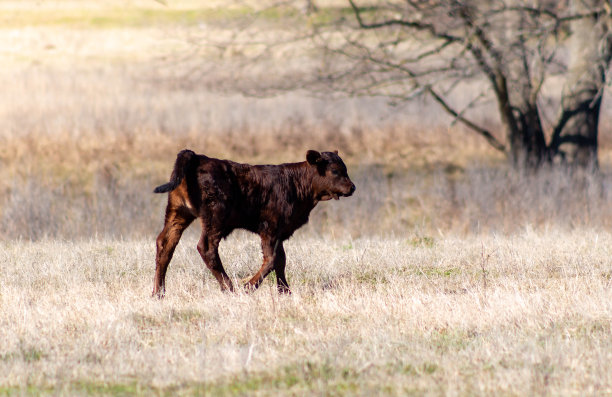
[152,149,355,296]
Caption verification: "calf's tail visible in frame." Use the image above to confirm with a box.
[153,149,196,193]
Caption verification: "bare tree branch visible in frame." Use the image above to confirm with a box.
[347,0,462,43]
[427,87,506,152]
[186,0,610,168]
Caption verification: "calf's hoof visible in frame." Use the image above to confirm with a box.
[277,285,292,295]
[243,282,258,294]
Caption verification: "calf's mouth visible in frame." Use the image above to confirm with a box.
[342,183,356,197]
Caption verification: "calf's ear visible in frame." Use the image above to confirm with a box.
[306,150,322,165]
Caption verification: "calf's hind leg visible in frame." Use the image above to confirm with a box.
[153,208,194,298]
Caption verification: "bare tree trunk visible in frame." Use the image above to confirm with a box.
[492,62,547,168]
[553,0,612,168]
[509,103,548,168]
[222,0,611,171]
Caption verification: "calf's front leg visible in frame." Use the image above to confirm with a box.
[273,242,291,294]
[197,230,234,292]
[245,237,283,292]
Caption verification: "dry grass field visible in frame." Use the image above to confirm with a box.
[1,1,612,395]
[2,232,612,395]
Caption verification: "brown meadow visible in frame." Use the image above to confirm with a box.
[1,1,612,395]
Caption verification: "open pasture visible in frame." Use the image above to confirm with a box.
[2,231,611,395]
[1,1,612,395]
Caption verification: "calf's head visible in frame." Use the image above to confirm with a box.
[306,150,356,201]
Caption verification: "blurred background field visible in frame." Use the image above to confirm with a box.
[2,0,612,240]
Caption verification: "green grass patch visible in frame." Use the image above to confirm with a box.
[0,363,365,396]
[431,329,477,353]
[414,266,461,278]
[408,235,435,248]
[355,270,389,285]
[131,308,204,330]
[206,361,362,395]
[131,312,164,329]
[1,7,253,28]
[0,381,201,396]
[169,308,204,324]
[0,344,46,363]
[1,4,378,29]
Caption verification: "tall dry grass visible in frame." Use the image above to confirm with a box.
[4,158,612,240]
[1,232,611,394]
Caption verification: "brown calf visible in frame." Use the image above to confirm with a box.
[152,149,355,296]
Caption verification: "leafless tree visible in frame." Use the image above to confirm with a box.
[303,0,611,169]
[193,1,611,169]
